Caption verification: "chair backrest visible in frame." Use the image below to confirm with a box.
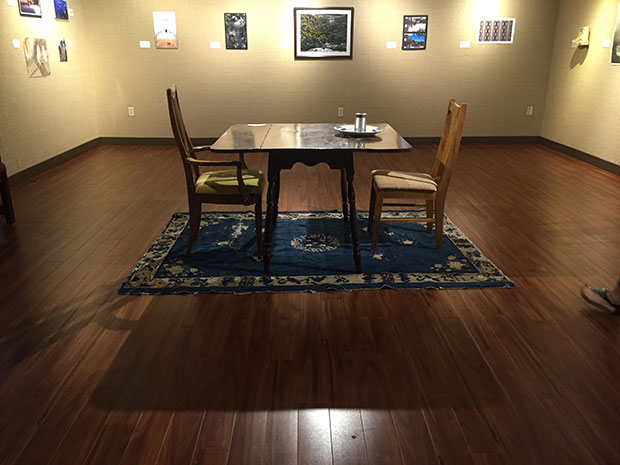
[166,86,200,191]
[429,99,467,198]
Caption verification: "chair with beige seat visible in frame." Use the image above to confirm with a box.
[368,99,467,252]
[166,85,264,256]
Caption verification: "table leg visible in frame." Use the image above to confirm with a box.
[346,167,362,273]
[340,169,349,223]
[272,171,281,229]
[264,160,279,274]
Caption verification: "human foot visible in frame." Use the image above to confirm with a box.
[580,285,620,315]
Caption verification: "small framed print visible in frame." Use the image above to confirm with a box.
[477,18,516,44]
[54,0,68,20]
[294,7,354,59]
[402,15,428,50]
[19,0,42,17]
[225,13,248,50]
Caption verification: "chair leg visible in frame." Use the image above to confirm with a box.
[0,166,15,224]
[425,199,433,234]
[435,203,444,250]
[187,200,201,255]
[255,199,263,259]
[368,183,376,231]
[370,191,384,253]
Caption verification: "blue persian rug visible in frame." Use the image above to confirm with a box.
[119,211,514,294]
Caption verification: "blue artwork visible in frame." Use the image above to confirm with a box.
[119,211,514,294]
[54,0,68,20]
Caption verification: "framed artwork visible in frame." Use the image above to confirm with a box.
[23,38,50,77]
[613,2,620,65]
[58,38,67,62]
[153,11,178,49]
[402,15,428,50]
[225,13,248,50]
[18,0,42,17]
[54,0,68,20]
[294,7,354,59]
[477,18,516,44]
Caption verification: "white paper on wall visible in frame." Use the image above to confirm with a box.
[7,0,16,7]
[153,11,178,49]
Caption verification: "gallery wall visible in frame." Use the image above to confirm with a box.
[85,0,559,141]
[542,0,620,167]
[0,0,98,176]
[1,0,574,177]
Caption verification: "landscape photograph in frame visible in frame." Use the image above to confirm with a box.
[402,15,428,50]
[294,7,354,59]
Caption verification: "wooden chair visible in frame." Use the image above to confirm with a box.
[166,86,264,256]
[368,99,467,252]
[0,156,15,224]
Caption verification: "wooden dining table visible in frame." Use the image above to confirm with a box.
[210,123,412,274]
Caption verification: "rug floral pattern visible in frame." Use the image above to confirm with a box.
[119,211,514,294]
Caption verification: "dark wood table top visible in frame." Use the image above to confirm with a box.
[210,123,412,153]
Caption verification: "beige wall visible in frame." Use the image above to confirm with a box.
[3,0,563,176]
[87,0,559,140]
[0,0,98,176]
[542,0,620,167]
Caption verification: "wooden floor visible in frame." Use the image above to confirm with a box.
[1,143,619,465]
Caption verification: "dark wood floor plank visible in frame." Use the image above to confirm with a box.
[10,290,140,465]
[330,409,368,465]
[298,409,332,465]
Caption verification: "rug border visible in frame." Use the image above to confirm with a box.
[119,210,515,295]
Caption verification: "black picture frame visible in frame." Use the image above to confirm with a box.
[402,15,428,50]
[18,0,42,18]
[224,13,248,50]
[294,7,354,59]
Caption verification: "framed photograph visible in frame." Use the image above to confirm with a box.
[54,0,68,20]
[225,13,248,50]
[294,7,354,59]
[612,2,620,65]
[58,38,67,62]
[402,15,428,50]
[18,0,42,17]
[23,38,50,77]
[477,18,516,44]
[153,11,178,49]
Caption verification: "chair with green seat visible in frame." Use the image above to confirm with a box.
[0,155,15,224]
[166,85,264,256]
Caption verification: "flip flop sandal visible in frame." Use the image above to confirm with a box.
[581,287,620,315]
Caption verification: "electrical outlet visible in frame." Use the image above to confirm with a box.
[337,107,344,117]
[526,105,534,116]
[128,106,135,117]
